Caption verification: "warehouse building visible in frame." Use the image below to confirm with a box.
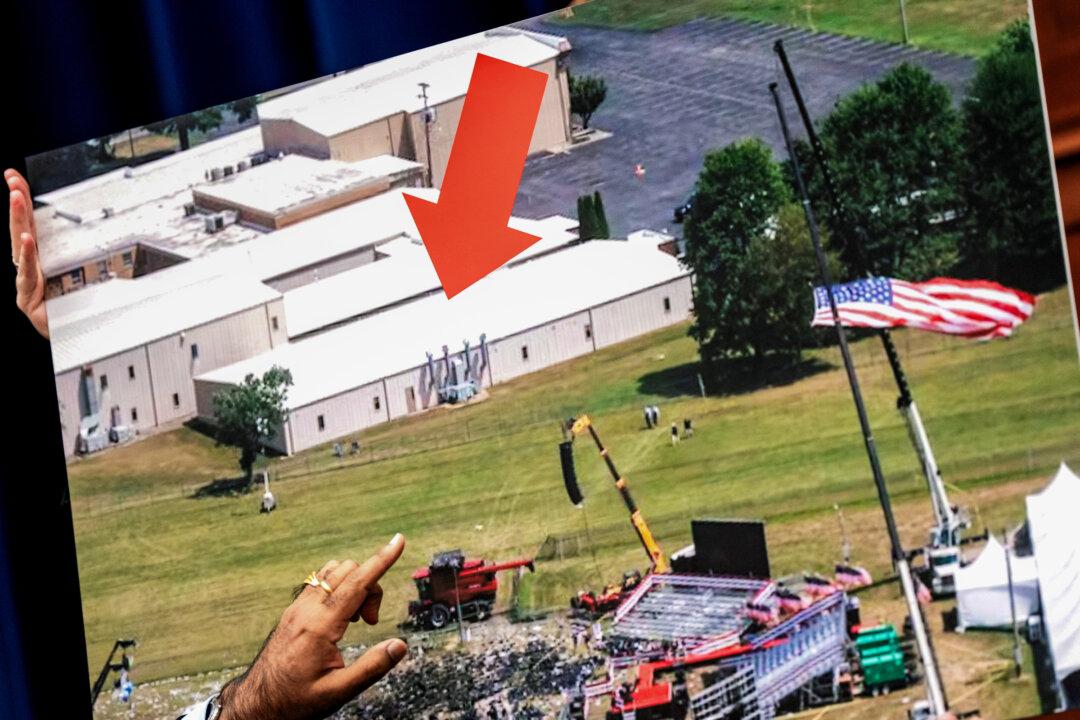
[47,186,580,458]
[256,28,572,187]
[193,232,692,455]
[34,130,424,298]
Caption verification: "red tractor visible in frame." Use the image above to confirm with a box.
[408,550,535,630]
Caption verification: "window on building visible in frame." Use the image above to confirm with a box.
[122,251,134,267]
[317,415,326,431]
[663,296,672,312]
[271,316,279,331]
[172,393,180,408]
[131,408,138,422]
[584,324,592,340]
[373,396,381,411]
[97,259,109,276]
[100,374,109,391]
[521,345,529,361]
[128,365,135,380]
[69,268,84,285]
[191,343,199,360]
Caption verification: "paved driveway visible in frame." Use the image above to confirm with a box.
[513,17,974,237]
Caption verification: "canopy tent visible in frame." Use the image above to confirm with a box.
[1027,462,1080,686]
[955,534,1039,630]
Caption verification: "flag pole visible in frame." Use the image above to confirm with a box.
[773,39,964,587]
[769,81,949,718]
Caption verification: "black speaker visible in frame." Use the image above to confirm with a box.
[690,519,771,578]
[559,440,584,505]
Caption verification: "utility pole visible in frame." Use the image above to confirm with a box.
[1004,528,1023,678]
[417,82,435,187]
[770,81,949,719]
[773,39,966,596]
[899,0,910,45]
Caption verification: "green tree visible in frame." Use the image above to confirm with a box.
[568,73,607,129]
[682,139,792,370]
[959,21,1063,291]
[145,97,258,151]
[212,366,293,485]
[592,190,610,238]
[811,63,962,280]
[577,193,599,240]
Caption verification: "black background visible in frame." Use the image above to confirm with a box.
[0,2,565,717]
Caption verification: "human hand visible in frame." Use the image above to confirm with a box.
[6,169,48,339]
[217,533,409,720]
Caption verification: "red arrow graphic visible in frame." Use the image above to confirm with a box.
[404,53,548,298]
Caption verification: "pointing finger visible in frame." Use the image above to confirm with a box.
[329,534,404,622]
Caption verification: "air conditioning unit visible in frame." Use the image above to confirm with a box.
[101,207,114,218]
[183,202,197,217]
[204,214,226,233]
[223,165,234,177]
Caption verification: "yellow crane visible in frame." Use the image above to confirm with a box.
[563,414,670,574]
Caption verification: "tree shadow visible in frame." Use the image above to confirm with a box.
[191,475,254,499]
[638,356,832,399]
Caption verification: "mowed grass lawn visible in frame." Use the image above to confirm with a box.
[555,0,1028,56]
[68,289,1080,682]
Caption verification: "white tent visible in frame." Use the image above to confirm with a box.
[955,534,1039,630]
[1027,462,1080,685]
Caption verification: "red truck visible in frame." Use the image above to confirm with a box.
[408,550,535,630]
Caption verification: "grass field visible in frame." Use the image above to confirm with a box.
[68,288,1079,699]
[554,0,1029,56]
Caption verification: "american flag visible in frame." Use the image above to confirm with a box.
[812,277,1036,339]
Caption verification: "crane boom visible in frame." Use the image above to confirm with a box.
[568,415,670,573]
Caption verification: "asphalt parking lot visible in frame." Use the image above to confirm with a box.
[513,17,975,237]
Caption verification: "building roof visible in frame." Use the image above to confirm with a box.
[257,30,567,137]
[192,154,422,224]
[45,187,437,329]
[281,210,580,338]
[196,234,689,409]
[50,274,281,373]
[35,128,266,275]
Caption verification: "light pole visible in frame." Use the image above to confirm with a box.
[898,0,910,44]
[417,82,435,187]
[1004,528,1023,677]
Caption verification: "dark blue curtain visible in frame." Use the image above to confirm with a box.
[0,2,564,718]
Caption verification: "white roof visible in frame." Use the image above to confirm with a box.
[257,30,565,137]
[282,210,580,337]
[35,128,265,274]
[50,274,281,373]
[45,187,436,329]
[192,154,421,221]
[197,235,688,408]
[1027,462,1080,683]
[954,535,1039,629]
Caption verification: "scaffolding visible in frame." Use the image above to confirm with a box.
[613,573,774,644]
[690,593,849,720]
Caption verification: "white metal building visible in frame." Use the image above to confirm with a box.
[194,234,693,455]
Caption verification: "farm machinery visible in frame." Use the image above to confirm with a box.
[407,549,534,630]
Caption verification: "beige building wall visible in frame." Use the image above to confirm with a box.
[261,118,332,159]
[286,381,389,453]
[327,117,401,162]
[263,245,380,293]
[591,277,695,349]
[144,303,281,426]
[487,310,593,385]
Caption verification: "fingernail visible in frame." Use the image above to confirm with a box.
[387,533,403,547]
[386,638,408,662]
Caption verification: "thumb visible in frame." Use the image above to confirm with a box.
[322,638,407,703]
